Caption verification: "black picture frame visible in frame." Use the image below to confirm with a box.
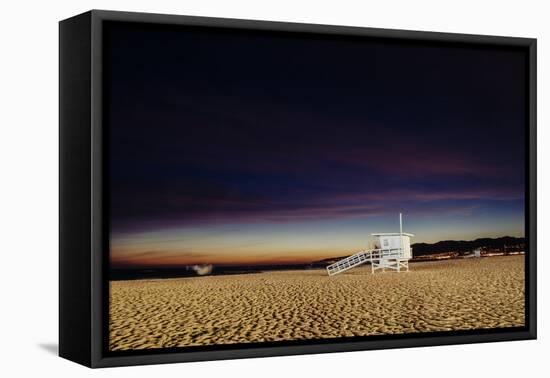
[59,9,537,368]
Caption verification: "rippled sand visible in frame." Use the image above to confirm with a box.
[109,255,525,351]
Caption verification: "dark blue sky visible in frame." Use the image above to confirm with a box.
[105,22,526,266]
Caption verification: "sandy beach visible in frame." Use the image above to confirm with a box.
[109,255,525,351]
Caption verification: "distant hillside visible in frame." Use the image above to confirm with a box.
[411,236,525,257]
[310,236,525,266]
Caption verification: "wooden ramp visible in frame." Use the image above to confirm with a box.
[326,248,409,276]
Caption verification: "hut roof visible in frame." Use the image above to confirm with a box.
[371,232,415,237]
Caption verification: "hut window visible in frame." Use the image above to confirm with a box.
[383,239,389,247]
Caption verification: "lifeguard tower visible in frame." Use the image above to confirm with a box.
[326,213,414,276]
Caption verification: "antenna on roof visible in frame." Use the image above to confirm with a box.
[399,213,404,259]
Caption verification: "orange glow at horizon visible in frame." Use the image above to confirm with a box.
[110,214,524,268]
[110,245,350,267]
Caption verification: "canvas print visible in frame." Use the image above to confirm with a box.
[106,22,527,352]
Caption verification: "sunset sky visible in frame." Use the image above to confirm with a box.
[106,22,526,268]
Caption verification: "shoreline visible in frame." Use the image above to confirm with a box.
[110,253,525,281]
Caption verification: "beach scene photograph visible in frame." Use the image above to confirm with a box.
[106,23,527,352]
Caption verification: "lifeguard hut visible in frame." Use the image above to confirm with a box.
[326,213,414,276]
